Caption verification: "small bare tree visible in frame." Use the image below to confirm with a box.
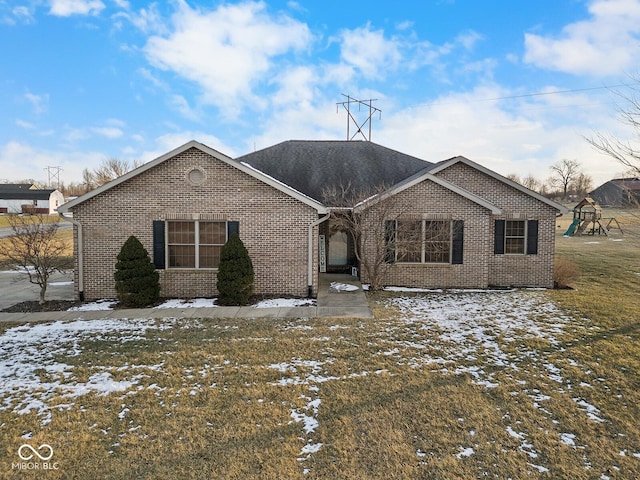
[0,215,72,304]
[323,183,413,291]
[82,157,143,190]
[550,159,582,199]
[570,172,593,198]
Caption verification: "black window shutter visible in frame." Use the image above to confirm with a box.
[494,220,505,255]
[526,220,539,255]
[384,220,396,263]
[451,220,464,264]
[227,221,240,238]
[152,220,165,269]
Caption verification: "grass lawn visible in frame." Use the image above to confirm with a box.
[0,223,73,269]
[1,209,639,479]
[0,215,63,229]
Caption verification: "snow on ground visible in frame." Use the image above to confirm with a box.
[329,282,359,292]
[0,318,170,425]
[66,297,314,311]
[67,300,118,311]
[155,298,217,309]
[253,298,315,308]
[0,289,630,476]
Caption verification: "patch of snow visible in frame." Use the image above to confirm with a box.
[155,298,217,309]
[560,433,576,447]
[506,426,525,440]
[573,398,606,423]
[456,447,474,458]
[384,286,443,293]
[67,299,117,311]
[528,463,549,473]
[48,281,73,286]
[253,298,315,308]
[329,282,359,292]
[300,442,322,454]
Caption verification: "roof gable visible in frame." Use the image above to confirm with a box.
[429,156,568,214]
[356,167,503,214]
[238,140,432,204]
[59,141,327,213]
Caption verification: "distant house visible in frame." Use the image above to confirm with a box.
[59,140,567,301]
[589,178,640,207]
[0,184,65,214]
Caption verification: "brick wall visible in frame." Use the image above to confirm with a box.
[358,162,560,289]
[359,179,492,289]
[71,147,319,300]
[435,162,559,288]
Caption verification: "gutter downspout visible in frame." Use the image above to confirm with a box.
[307,214,330,298]
[59,213,84,301]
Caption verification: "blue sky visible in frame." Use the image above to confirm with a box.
[1,0,639,187]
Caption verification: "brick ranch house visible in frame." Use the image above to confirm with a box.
[58,140,567,301]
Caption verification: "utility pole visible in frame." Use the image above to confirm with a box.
[336,94,382,141]
[44,166,62,189]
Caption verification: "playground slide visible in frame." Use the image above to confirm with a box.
[564,218,581,237]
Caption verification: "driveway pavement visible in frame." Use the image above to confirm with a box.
[0,269,74,310]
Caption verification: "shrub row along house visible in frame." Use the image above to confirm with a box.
[58,140,567,301]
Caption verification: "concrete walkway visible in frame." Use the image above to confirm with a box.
[0,273,373,323]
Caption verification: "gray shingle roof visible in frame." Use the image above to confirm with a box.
[0,184,56,200]
[237,140,433,203]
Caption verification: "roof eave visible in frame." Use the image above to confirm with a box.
[430,156,569,214]
[354,170,503,215]
[58,140,327,214]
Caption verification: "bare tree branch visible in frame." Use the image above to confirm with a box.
[0,215,72,304]
[550,159,582,199]
[322,183,414,290]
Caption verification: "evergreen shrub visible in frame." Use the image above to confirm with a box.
[114,235,160,307]
[216,234,254,305]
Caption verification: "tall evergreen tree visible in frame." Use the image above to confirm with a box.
[216,234,254,306]
[114,235,160,307]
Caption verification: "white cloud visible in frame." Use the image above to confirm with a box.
[169,94,200,121]
[142,0,312,117]
[49,0,105,17]
[91,126,123,138]
[524,0,640,76]
[114,3,166,35]
[0,141,104,183]
[371,86,626,187]
[16,119,34,129]
[136,131,237,166]
[337,23,403,79]
[24,92,49,114]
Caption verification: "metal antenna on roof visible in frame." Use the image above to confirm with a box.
[336,94,382,141]
[44,166,63,189]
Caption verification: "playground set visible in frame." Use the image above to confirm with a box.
[564,197,623,237]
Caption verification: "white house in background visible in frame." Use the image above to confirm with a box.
[0,184,65,214]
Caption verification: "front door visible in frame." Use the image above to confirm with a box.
[328,231,348,267]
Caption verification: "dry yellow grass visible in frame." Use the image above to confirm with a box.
[0,208,639,479]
